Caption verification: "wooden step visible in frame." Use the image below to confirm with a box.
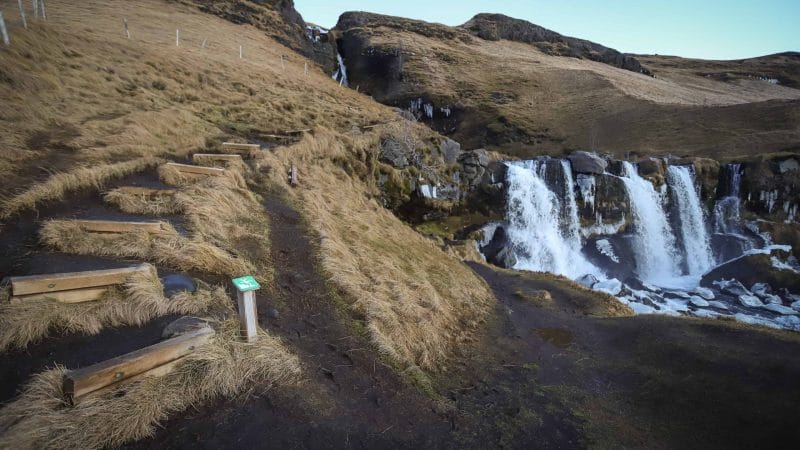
[111,186,177,196]
[192,153,243,164]
[221,142,260,157]
[9,264,152,296]
[63,326,215,400]
[71,219,165,234]
[11,287,110,304]
[162,162,226,176]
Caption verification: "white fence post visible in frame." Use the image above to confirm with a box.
[232,276,260,342]
[239,45,242,59]
[0,13,9,46]
[38,0,45,20]
[175,29,179,47]
[18,0,27,29]
[123,17,130,38]
[32,0,38,18]
[304,62,308,76]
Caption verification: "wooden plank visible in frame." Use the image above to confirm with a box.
[236,290,259,342]
[192,153,243,163]
[79,357,184,403]
[11,287,109,304]
[10,264,152,296]
[113,186,176,196]
[63,326,215,399]
[221,142,260,158]
[163,162,226,176]
[72,220,164,234]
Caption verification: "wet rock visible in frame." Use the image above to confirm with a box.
[778,157,799,174]
[762,303,798,315]
[702,253,800,293]
[576,274,599,289]
[567,151,607,175]
[479,226,516,268]
[792,300,800,312]
[162,316,209,339]
[713,279,751,297]
[268,308,280,319]
[739,294,765,308]
[693,286,715,300]
[440,138,462,164]
[664,290,691,299]
[458,149,489,187]
[637,158,664,178]
[592,278,622,296]
[380,139,408,168]
[689,296,710,307]
[750,283,773,298]
[763,294,783,305]
[161,274,197,297]
[708,301,730,310]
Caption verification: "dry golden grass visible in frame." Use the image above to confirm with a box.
[0,265,228,352]
[256,129,493,371]
[103,187,182,215]
[0,319,301,450]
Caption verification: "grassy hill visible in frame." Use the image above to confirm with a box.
[333,12,800,159]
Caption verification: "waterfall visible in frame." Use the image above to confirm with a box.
[714,163,742,234]
[332,52,349,87]
[620,162,681,284]
[667,166,714,274]
[561,160,582,245]
[505,161,601,278]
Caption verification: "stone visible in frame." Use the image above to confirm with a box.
[491,246,517,269]
[762,303,798,315]
[458,149,490,168]
[750,282,773,298]
[707,301,730,310]
[693,286,715,300]
[664,290,691,299]
[379,139,408,168]
[712,279,751,297]
[689,296,710,307]
[480,225,517,269]
[792,300,800,312]
[161,274,197,297]
[576,273,599,289]
[637,157,664,177]
[763,294,783,305]
[778,158,799,174]
[592,278,622,296]
[162,316,209,339]
[567,151,607,174]
[440,138,462,164]
[738,294,765,308]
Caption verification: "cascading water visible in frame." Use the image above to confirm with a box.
[332,52,349,87]
[505,161,602,278]
[620,162,681,284]
[714,163,742,234]
[667,165,714,275]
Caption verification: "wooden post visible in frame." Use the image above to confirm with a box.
[18,0,27,29]
[0,13,8,46]
[280,55,285,70]
[176,29,179,47]
[239,45,242,59]
[32,0,38,19]
[10,264,153,296]
[38,0,45,20]
[304,62,308,76]
[232,276,260,342]
[288,165,298,187]
[123,17,130,39]
[201,38,207,49]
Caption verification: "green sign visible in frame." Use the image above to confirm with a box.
[232,275,260,292]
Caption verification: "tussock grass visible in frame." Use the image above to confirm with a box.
[0,320,301,450]
[103,187,182,215]
[257,129,493,371]
[39,220,255,281]
[0,157,163,220]
[0,265,228,352]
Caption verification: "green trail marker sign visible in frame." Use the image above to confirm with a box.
[232,275,260,292]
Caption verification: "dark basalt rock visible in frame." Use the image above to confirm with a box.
[162,316,209,339]
[161,274,197,297]
[480,225,517,268]
[567,151,607,175]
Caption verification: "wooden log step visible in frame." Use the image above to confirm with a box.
[192,153,243,164]
[11,287,110,304]
[162,162,226,176]
[71,219,165,234]
[10,264,153,296]
[221,142,260,157]
[63,326,215,400]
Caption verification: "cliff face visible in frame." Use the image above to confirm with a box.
[332,11,800,159]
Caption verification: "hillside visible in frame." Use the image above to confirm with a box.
[333,12,800,159]
[1,1,800,449]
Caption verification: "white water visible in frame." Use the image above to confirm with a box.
[620,162,682,285]
[667,166,714,275]
[714,163,742,234]
[505,161,602,278]
[332,52,349,87]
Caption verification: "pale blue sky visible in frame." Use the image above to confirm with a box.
[295,0,800,60]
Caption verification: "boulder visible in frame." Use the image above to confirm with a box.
[379,139,408,168]
[576,273,599,289]
[750,282,773,298]
[762,303,798,315]
[567,151,607,175]
[707,301,730,310]
[637,158,664,177]
[702,253,800,293]
[689,296,710,307]
[162,316,209,339]
[792,300,800,312]
[592,278,622,296]
[712,279,751,297]
[763,294,783,305]
[161,274,197,297]
[739,294,764,308]
[778,157,800,174]
[693,287,715,300]
[440,138,462,164]
[480,225,517,268]
[458,150,490,187]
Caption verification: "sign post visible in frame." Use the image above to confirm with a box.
[232,275,260,342]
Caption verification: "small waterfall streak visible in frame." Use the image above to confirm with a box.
[505,161,601,278]
[620,162,681,283]
[667,165,714,274]
[332,52,349,87]
[714,163,742,234]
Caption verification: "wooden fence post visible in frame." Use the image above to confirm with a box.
[0,13,9,46]
[239,45,242,59]
[176,29,179,47]
[232,275,260,342]
[123,17,130,38]
[38,0,45,20]
[18,0,27,29]
[201,38,207,49]
[32,0,38,19]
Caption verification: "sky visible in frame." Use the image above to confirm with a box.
[294,0,800,60]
